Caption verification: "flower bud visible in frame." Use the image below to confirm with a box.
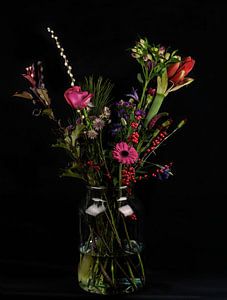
[121,118,127,126]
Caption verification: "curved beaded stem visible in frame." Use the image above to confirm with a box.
[47,27,76,86]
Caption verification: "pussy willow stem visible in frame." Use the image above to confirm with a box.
[47,27,76,86]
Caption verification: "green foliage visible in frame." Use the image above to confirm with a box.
[83,76,114,116]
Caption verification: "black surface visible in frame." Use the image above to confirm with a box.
[1,0,227,298]
[1,260,227,299]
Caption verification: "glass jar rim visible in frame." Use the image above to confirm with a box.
[87,185,128,191]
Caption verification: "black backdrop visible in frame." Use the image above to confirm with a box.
[1,0,227,298]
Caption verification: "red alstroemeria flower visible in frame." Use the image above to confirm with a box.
[22,65,36,87]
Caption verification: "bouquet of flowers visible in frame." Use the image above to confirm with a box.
[14,28,195,295]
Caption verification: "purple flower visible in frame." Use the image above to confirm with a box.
[157,169,171,180]
[147,60,153,71]
[111,123,122,136]
[126,87,139,101]
[157,164,173,180]
[135,109,146,117]
[66,124,74,133]
[147,88,156,96]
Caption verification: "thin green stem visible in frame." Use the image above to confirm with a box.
[114,259,137,290]
[111,259,115,286]
[137,252,145,281]
[126,261,136,286]
[140,126,179,167]
[83,108,92,129]
[99,260,115,288]
[99,131,110,175]
[138,79,149,109]
[121,215,132,250]
[104,205,122,247]
[119,163,122,188]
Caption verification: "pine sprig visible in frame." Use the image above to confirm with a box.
[83,75,114,116]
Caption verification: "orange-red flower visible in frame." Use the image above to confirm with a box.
[167,56,195,85]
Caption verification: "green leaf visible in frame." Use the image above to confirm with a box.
[137,73,144,84]
[41,108,54,119]
[36,88,51,106]
[13,91,33,100]
[113,177,118,186]
[61,168,84,180]
[52,141,75,158]
[71,124,85,146]
[52,142,70,150]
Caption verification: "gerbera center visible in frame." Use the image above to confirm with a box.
[121,150,129,157]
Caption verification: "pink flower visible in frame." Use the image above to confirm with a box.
[87,129,98,139]
[93,118,105,131]
[64,86,93,110]
[112,142,138,164]
[22,65,36,87]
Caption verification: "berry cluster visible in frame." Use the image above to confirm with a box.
[129,213,137,221]
[137,173,149,181]
[87,160,100,172]
[122,167,136,186]
[128,132,139,144]
[146,130,168,153]
[130,122,139,129]
[151,162,173,180]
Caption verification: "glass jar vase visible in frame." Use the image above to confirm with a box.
[77,185,145,295]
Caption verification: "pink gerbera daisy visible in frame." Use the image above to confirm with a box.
[112,142,138,164]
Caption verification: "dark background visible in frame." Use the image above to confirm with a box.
[1,0,227,298]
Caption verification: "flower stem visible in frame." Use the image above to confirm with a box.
[119,163,122,188]
[144,93,165,127]
[83,108,92,129]
[137,252,145,281]
[121,215,132,250]
[140,126,180,167]
[138,79,149,109]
